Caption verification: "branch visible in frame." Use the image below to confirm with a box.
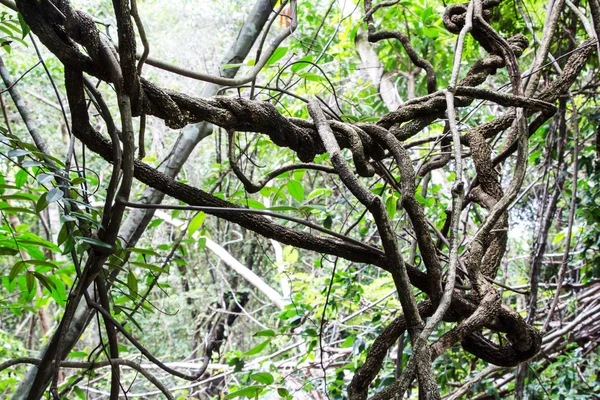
[87,300,209,380]
[151,208,286,310]
[0,357,175,400]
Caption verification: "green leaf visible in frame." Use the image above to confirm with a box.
[35,194,48,213]
[31,151,65,167]
[17,236,60,252]
[25,271,35,293]
[31,271,56,292]
[287,180,304,202]
[71,177,87,185]
[46,188,63,203]
[359,116,380,122]
[277,388,290,397]
[148,218,164,229]
[9,261,26,282]
[340,335,355,348]
[8,149,30,158]
[73,386,86,400]
[244,198,265,209]
[385,195,397,220]
[57,223,68,246]
[290,169,305,180]
[266,46,288,65]
[130,262,168,274]
[71,211,101,226]
[423,26,439,39]
[21,259,57,268]
[323,215,333,229]
[76,236,113,249]
[0,25,14,37]
[221,62,245,70]
[35,173,53,185]
[415,193,427,206]
[0,246,18,256]
[0,205,35,214]
[283,245,298,263]
[9,260,58,282]
[298,72,324,82]
[17,13,30,37]
[250,372,274,385]
[15,169,28,188]
[554,232,565,244]
[22,160,41,168]
[306,188,330,200]
[127,271,138,296]
[254,329,275,337]
[188,212,206,238]
[0,192,38,201]
[225,386,264,399]
[291,56,313,73]
[421,6,433,22]
[128,247,161,257]
[341,114,359,122]
[61,236,75,255]
[20,243,45,260]
[243,338,271,356]
[529,149,542,163]
[298,204,327,212]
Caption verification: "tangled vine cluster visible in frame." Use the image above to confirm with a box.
[1,0,598,398]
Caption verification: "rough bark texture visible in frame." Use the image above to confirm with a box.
[4,0,596,398]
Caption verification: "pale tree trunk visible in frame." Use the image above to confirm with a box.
[354,25,402,110]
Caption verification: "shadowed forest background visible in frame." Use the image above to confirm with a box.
[0,0,599,398]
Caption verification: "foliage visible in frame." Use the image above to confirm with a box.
[0,0,599,399]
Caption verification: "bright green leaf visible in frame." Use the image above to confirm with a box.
[73,386,86,400]
[225,386,264,399]
[266,46,288,65]
[188,212,206,237]
[291,56,313,73]
[287,180,304,202]
[68,351,88,359]
[554,232,565,244]
[244,199,265,210]
[250,372,274,385]
[298,72,323,82]
[243,339,271,356]
[385,195,397,220]
[254,329,275,337]
[340,335,355,348]
[283,245,298,263]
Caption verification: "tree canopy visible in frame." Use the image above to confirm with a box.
[0,0,599,399]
